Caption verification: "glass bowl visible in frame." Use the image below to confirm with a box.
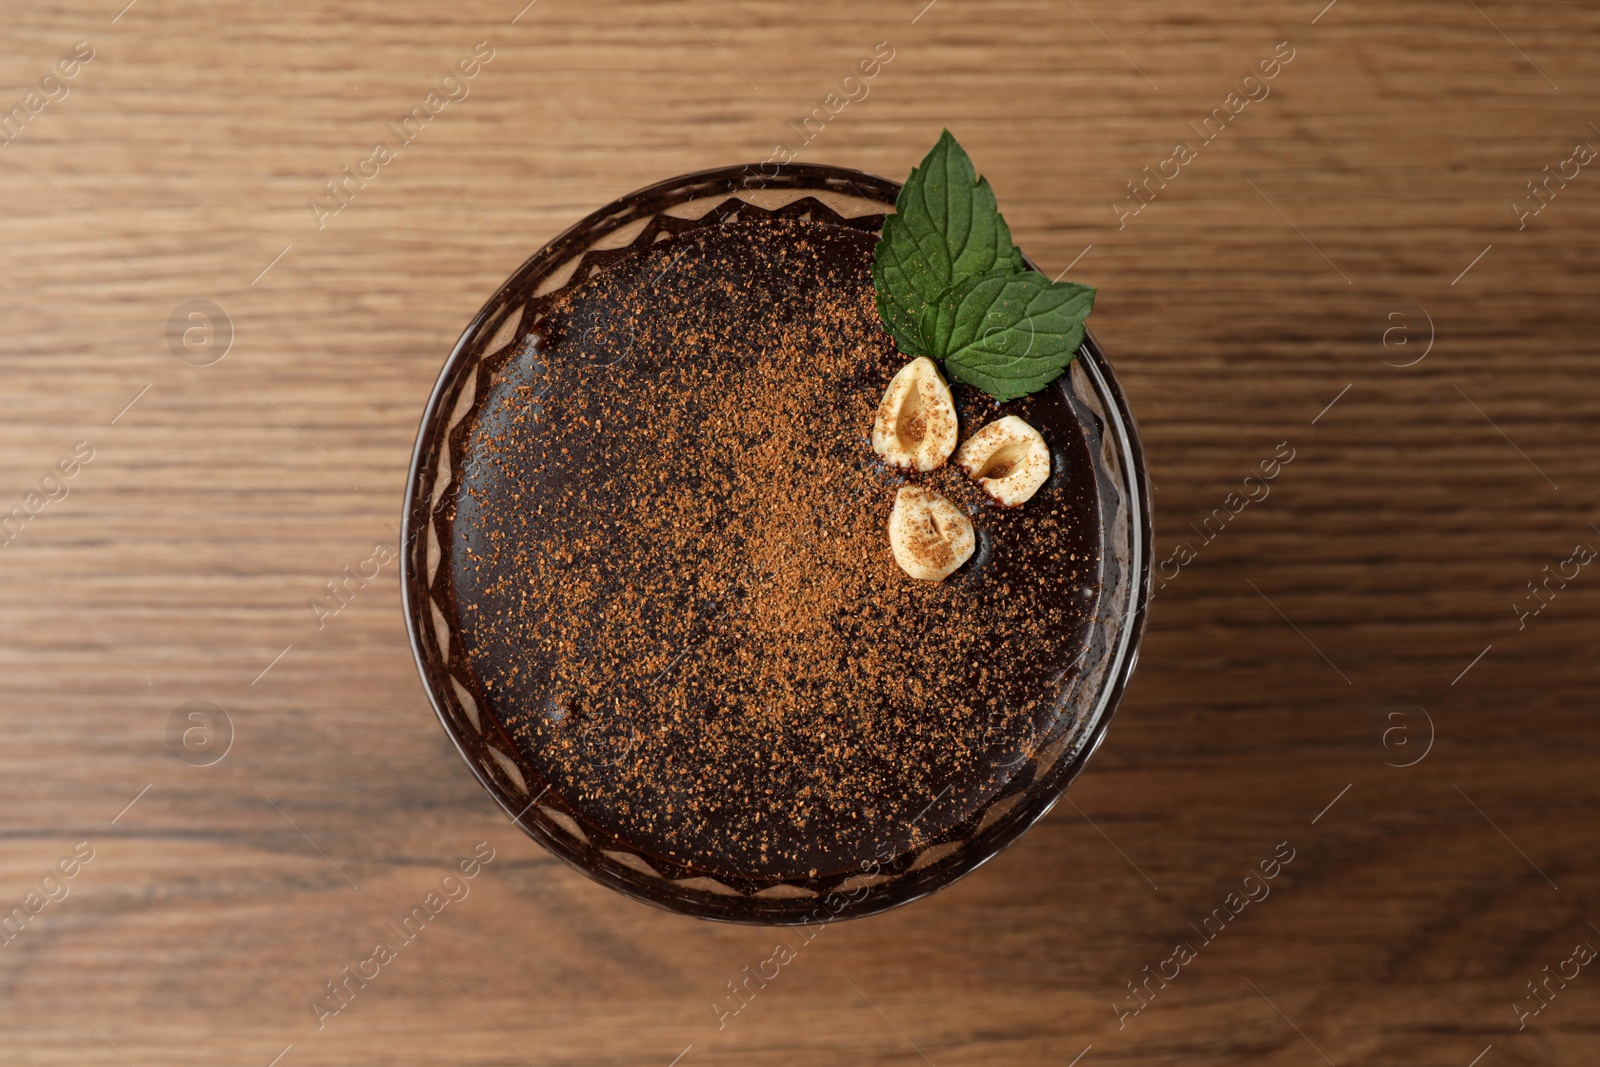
[401,163,1152,923]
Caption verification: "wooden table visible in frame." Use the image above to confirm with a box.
[2,0,1596,1063]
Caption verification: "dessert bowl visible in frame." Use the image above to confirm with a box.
[401,162,1151,923]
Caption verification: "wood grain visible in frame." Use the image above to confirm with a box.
[2,0,1598,1063]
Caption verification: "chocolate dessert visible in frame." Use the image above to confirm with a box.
[446,211,1104,881]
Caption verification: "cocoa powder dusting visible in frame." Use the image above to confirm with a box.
[448,217,1103,880]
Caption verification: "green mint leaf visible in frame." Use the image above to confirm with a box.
[918,270,1095,402]
[872,129,1024,356]
[872,256,928,356]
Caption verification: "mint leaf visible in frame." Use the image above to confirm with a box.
[918,270,1095,402]
[872,130,1097,400]
[872,130,1024,357]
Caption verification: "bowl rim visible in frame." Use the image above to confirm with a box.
[400,161,1153,924]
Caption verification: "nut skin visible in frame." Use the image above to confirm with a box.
[953,415,1051,507]
[871,357,959,472]
[888,485,975,581]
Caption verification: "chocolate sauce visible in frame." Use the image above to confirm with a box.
[447,214,1104,881]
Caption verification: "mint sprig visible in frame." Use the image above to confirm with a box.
[872,130,1024,356]
[872,130,1095,402]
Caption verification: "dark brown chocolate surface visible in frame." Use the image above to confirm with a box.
[447,214,1103,880]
